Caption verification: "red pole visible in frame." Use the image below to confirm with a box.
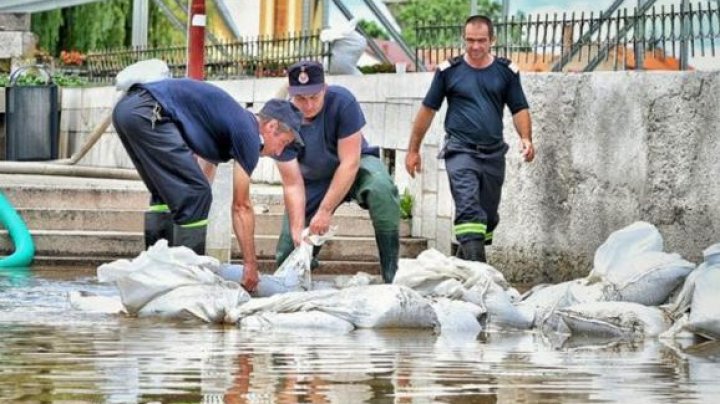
[187,0,206,79]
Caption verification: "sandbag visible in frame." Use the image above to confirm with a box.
[589,221,663,282]
[97,240,249,319]
[430,298,484,334]
[669,243,720,319]
[685,256,720,340]
[555,301,671,339]
[239,311,355,333]
[231,285,438,329]
[603,251,694,306]
[115,58,170,92]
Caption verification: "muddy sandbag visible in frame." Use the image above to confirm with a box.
[554,301,672,339]
[589,221,663,282]
[430,298,484,334]
[239,311,355,333]
[685,250,720,340]
[602,251,694,306]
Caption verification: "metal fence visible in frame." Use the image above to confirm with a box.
[67,30,330,83]
[415,1,720,72]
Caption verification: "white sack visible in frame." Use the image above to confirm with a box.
[239,311,355,333]
[97,240,249,320]
[669,243,720,319]
[589,221,663,282]
[137,284,246,323]
[685,256,720,340]
[231,285,438,329]
[555,301,671,339]
[430,298,484,334]
[115,58,170,91]
[603,251,694,306]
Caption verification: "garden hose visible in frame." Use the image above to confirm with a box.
[0,191,35,268]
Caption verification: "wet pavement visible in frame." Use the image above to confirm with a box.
[1,267,719,403]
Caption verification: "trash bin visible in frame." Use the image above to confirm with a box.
[4,65,59,161]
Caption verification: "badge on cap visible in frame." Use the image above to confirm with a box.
[298,66,309,85]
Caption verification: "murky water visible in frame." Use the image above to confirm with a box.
[1,267,719,403]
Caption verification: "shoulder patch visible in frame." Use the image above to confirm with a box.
[438,55,463,72]
[497,57,519,74]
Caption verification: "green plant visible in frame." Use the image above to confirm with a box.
[0,72,88,87]
[399,188,414,220]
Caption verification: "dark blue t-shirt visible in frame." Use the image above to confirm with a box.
[140,78,260,175]
[276,85,376,182]
[423,57,529,146]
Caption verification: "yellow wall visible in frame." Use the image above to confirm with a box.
[259,0,323,36]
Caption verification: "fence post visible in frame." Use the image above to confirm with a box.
[680,0,690,70]
[635,1,646,70]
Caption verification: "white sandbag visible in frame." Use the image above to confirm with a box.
[517,279,617,329]
[68,291,125,314]
[216,264,306,297]
[430,298,484,334]
[138,284,246,323]
[395,248,512,298]
[326,285,438,328]
[115,58,170,91]
[668,243,720,319]
[322,18,365,75]
[685,259,720,340]
[589,221,663,282]
[464,277,533,329]
[231,285,438,329]
[239,311,355,333]
[603,251,694,306]
[97,240,249,317]
[555,301,671,339]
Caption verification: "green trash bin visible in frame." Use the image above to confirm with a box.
[4,65,59,161]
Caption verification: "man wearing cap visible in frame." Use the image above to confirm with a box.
[273,60,401,283]
[112,78,303,292]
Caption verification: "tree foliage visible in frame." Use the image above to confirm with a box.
[358,19,389,40]
[393,0,501,46]
[30,0,183,56]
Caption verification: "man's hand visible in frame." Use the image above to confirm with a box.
[520,138,535,162]
[405,151,422,178]
[309,209,332,236]
[242,262,260,293]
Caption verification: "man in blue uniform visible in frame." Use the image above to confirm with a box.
[112,78,303,292]
[274,61,401,283]
[405,15,535,263]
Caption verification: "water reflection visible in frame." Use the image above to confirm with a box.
[0,271,719,403]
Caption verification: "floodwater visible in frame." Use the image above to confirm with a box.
[1,267,719,403]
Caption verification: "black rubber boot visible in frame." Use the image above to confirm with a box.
[172,224,207,256]
[375,232,399,283]
[144,211,173,249]
[455,243,464,259]
[460,239,486,263]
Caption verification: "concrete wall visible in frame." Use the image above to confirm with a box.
[57,70,720,283]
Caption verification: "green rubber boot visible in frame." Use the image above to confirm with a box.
[144,211,173,249]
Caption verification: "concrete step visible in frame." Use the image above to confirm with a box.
[0,230,426,263]
[15,208,411,237]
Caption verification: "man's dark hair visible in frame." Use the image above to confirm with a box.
[464,15,494,38]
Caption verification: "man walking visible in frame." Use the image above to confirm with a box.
[405,15,535,263]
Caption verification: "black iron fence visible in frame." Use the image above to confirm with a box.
[416,1,720,72]
[63,30,330,83]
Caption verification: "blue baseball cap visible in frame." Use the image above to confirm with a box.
[259,99,304,146]
[288,61,325,96]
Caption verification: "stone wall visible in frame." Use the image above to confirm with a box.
[56,70,720,283]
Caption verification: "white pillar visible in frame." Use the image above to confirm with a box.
[206,162,233,263]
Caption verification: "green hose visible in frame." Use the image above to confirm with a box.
[0,191,34,268]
